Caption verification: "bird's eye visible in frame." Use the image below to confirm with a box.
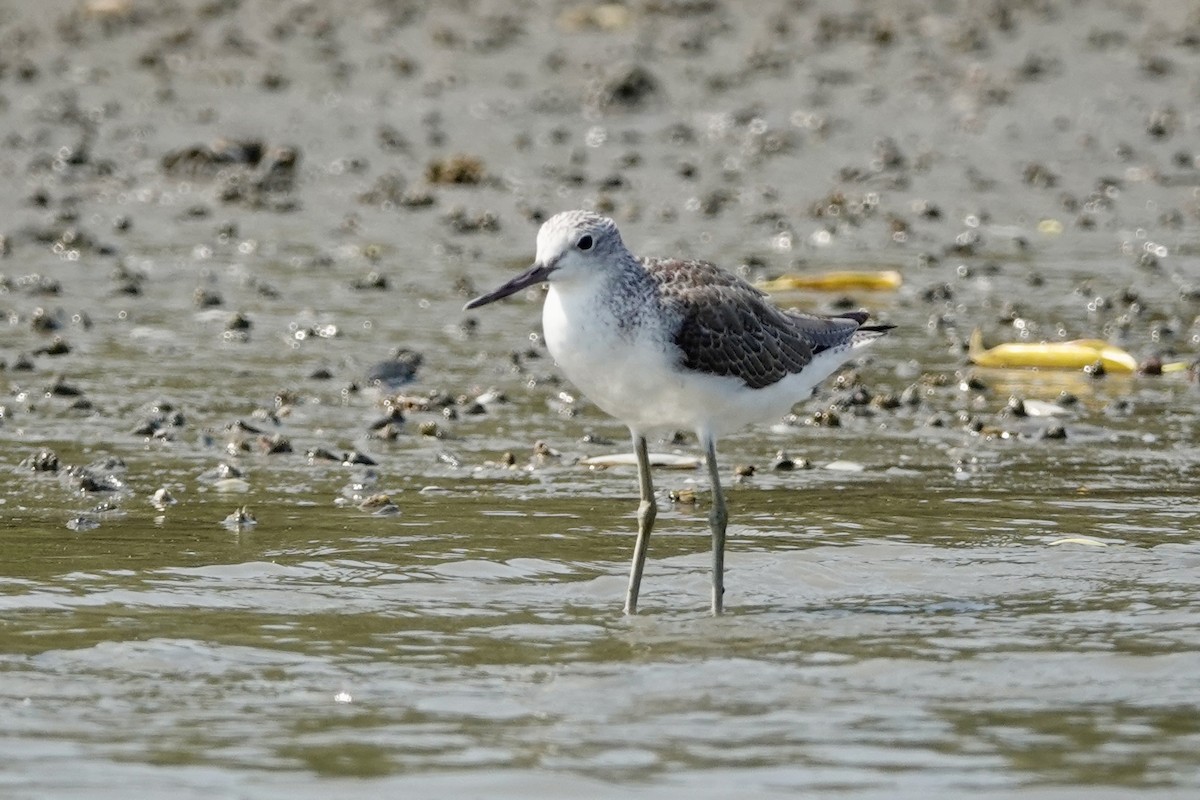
[576,234,594,251]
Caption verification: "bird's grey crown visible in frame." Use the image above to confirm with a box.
[543,210,627,260]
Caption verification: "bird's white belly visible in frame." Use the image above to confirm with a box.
[543,285,825,437]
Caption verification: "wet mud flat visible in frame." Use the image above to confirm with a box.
[2,0,1200,797]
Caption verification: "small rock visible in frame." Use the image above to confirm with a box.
[358,493,399,515]
[1042,424,1068,440]
[533,440,560,459]
[257,434,292,454]
[212,477,252,493]
[150,487,177,509]
[771,451,806,471]
[808,409,841,427]
[669,487,697,505]
[425,154,486,185]
[22,449,60,472]
[365,348,424,388]
[226,312,253,332]
[221,506,257,530]
[198,462,246,483]
[343,451,378,466]
[589,63,660,111]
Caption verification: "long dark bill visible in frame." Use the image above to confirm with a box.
[463,263,554,310]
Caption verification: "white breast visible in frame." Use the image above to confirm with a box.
[541,282,862,438]
[542,284,678,430]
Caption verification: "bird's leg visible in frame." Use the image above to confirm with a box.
[703,435,727,615]
[625,431,656,615]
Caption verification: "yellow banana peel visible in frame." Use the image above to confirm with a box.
[968,329,1137,373]
[759,270,903,293]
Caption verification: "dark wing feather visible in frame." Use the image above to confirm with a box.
[644,258,862,390]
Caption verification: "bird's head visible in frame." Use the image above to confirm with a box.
[464,211,627,309]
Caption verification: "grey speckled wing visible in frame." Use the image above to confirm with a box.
[644,257,862,390]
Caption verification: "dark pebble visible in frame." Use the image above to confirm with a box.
[22,449,60,472]
[257,434,292,455]
[1042,424,1068,440]
[809,409,841,427]
[307,448,341,463]
[47,376,84,397]
[198,462,246,483]
[365,348,424,388]
[369,407,406,429]
[771,451,797,471]
[343,451,377,466]
[226,312,253,331]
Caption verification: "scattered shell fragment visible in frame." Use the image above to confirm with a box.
[150,487,177,509]
[581,452,701,469]
[23,449,60,472]
[533,440,561,459]
[1041,424,1068,440]
[257,434,293,454]
[359,493,400,515]
[197,462,245,483]
[85,0,133,17]
[1021,399,1071,417]
[212,477,252,493]
[222,506,257,530]
[669,487,697,504]
[425,154,486,185]
[771,451,813,471]
[1047,537,1108,547]
[343,451,378,466]
[558,3,633,32]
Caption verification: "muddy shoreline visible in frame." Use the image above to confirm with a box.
[2,1,1199,796]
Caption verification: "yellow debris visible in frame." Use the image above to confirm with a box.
[85,0,133,16]
[759,270,903,293]
[968,329,1137,373]
[558,3,633,32]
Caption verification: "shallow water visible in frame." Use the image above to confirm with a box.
[5,353,1200,797]
[3,0,1200,797]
